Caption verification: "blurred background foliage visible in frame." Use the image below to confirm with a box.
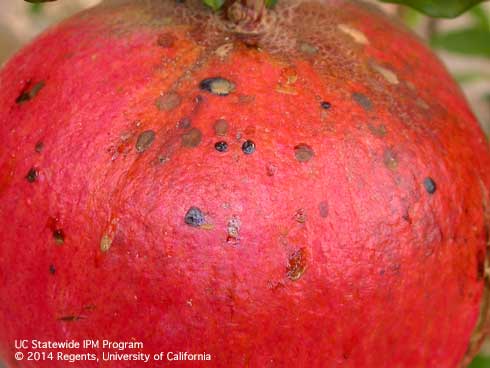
[0,1,489,367]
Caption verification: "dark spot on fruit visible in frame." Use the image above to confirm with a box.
[49,264,56,275]
[368,123,387,137]
[184,207,205,227]
[199,78,235,96]
[352,92,373,111]
[227,216,241,242]
[58,315,84,322]
[215,141,228,152]
[214,119,228,136]
[182,128,202,148]
[242,140,256,155]
[321,101,331,110]
[16,80,45,104]
[294,209,307,223]
[423,177,437,194]
[155,92,181,111]
[477,249,485,280]
[26,167,38,183]
[135,130,156,153]
[157,32,176,48]
[178,117,191,129]
[287,247,308,281]
[319,201,329,218]
[294,144,314,162]
[35,141,44,153]
[53,229,65,245]
[383,149,398,170]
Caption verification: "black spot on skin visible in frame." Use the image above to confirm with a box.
[53,229,65,245]
[319,201,329,218]
[199,78,235,96]
[241,140,256,155]
[294,144,314,162]
[35,141,44,153]
[424,177,437,194]
[352,92,373,111]
[58,315,84,322]
[26,167,39,183]
[178,117,191,129]
[135,130,156,153]
[182,128,202,148]
[321,101,331,110]
[49,264,56,275]
[185,207,205,227]
[16,80,45,104]
[477,249,485,281]
[215,141,228,152]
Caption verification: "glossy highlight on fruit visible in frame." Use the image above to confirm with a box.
[0,0,489,367]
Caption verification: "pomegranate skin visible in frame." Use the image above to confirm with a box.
[0,0,489,367]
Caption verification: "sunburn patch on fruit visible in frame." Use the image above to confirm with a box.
[0,0,489,367]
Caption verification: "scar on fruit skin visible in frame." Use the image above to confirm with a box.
[185,207,205,227]
[199,78,235,96]
[287,248,308,281]
[16,80,45,104]
[352,92,373,111]
[136,130,156,153]
[26,167,39,183]
[337,24,369,45]
[294,144,314,162]
[49,264,56,275]
[53,229,65,245]
[58,315,85,322]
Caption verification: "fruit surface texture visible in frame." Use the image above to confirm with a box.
[0,0,489,367]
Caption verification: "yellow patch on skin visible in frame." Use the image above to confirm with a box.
[215,43,234,58]
[337,24,369,45]
[372,63,399,84]
[276,67,298,95]
[100,234,112,253]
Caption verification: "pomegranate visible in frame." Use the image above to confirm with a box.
[0,0,489,367]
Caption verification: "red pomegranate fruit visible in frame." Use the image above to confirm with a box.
[0,0,489,367]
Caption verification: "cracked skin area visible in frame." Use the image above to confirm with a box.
[0,0,489,367]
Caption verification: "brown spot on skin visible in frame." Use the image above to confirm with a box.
[352,92,373,111]
[178,117,191,129]
[35,141,44,153]
[294,144,314,162]
[58,315,84,322]
[157,32,176,48]
[383,149,398,170]
[53,229,65,245]
[319,201,329,218]
[477,249,486,281]
[182,128,202,147]
[294,209,307,223]
[26,167,39,183]
[49,264,56,275]
[135,130,156,153]
[155,92,182,111]
[100,234,112,253]
[199,78,235,96]
[287,248,308,281]
[213,119,228,136]
[16,80,45,104]
[368,123,387,137]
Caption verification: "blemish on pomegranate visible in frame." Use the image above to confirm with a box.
[185,207,205,227]
[199,78,235,96]
[319,201,329,218]
[178,117,191,129]
[215,43,234,58]
[49,264,56,275]
[477,249,485,280]
[182,128,202,148]
[383,149,398,170]
[242,140,256,155]
[35,141,44,153]
[337,24,369,45]
[294,144,314,162]
[135,130,156,153]
[368,123,387,137]
[294,209,307,223]
[266,163,277,176]
[352,93,373,111]
[215,141,228,152]
[287,247,308,281]
[157,33,176,48]
[227,216,241,242]
[53,229,65,245]
[214,119,228,136]
[16,80,45,104]
[26,167,39,183]
[58,315,84,322]
[371,63,399,84]
[321,101,331,110]
[100,234,112,253]
[155,92,181,111]
[298,41,318,55]
[424,177,437,194]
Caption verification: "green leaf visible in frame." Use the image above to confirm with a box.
[202,0,225,11]
[430,27,490,57]
[469,354,490,368]
[379,0,488,18]
[469,5,490,29]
